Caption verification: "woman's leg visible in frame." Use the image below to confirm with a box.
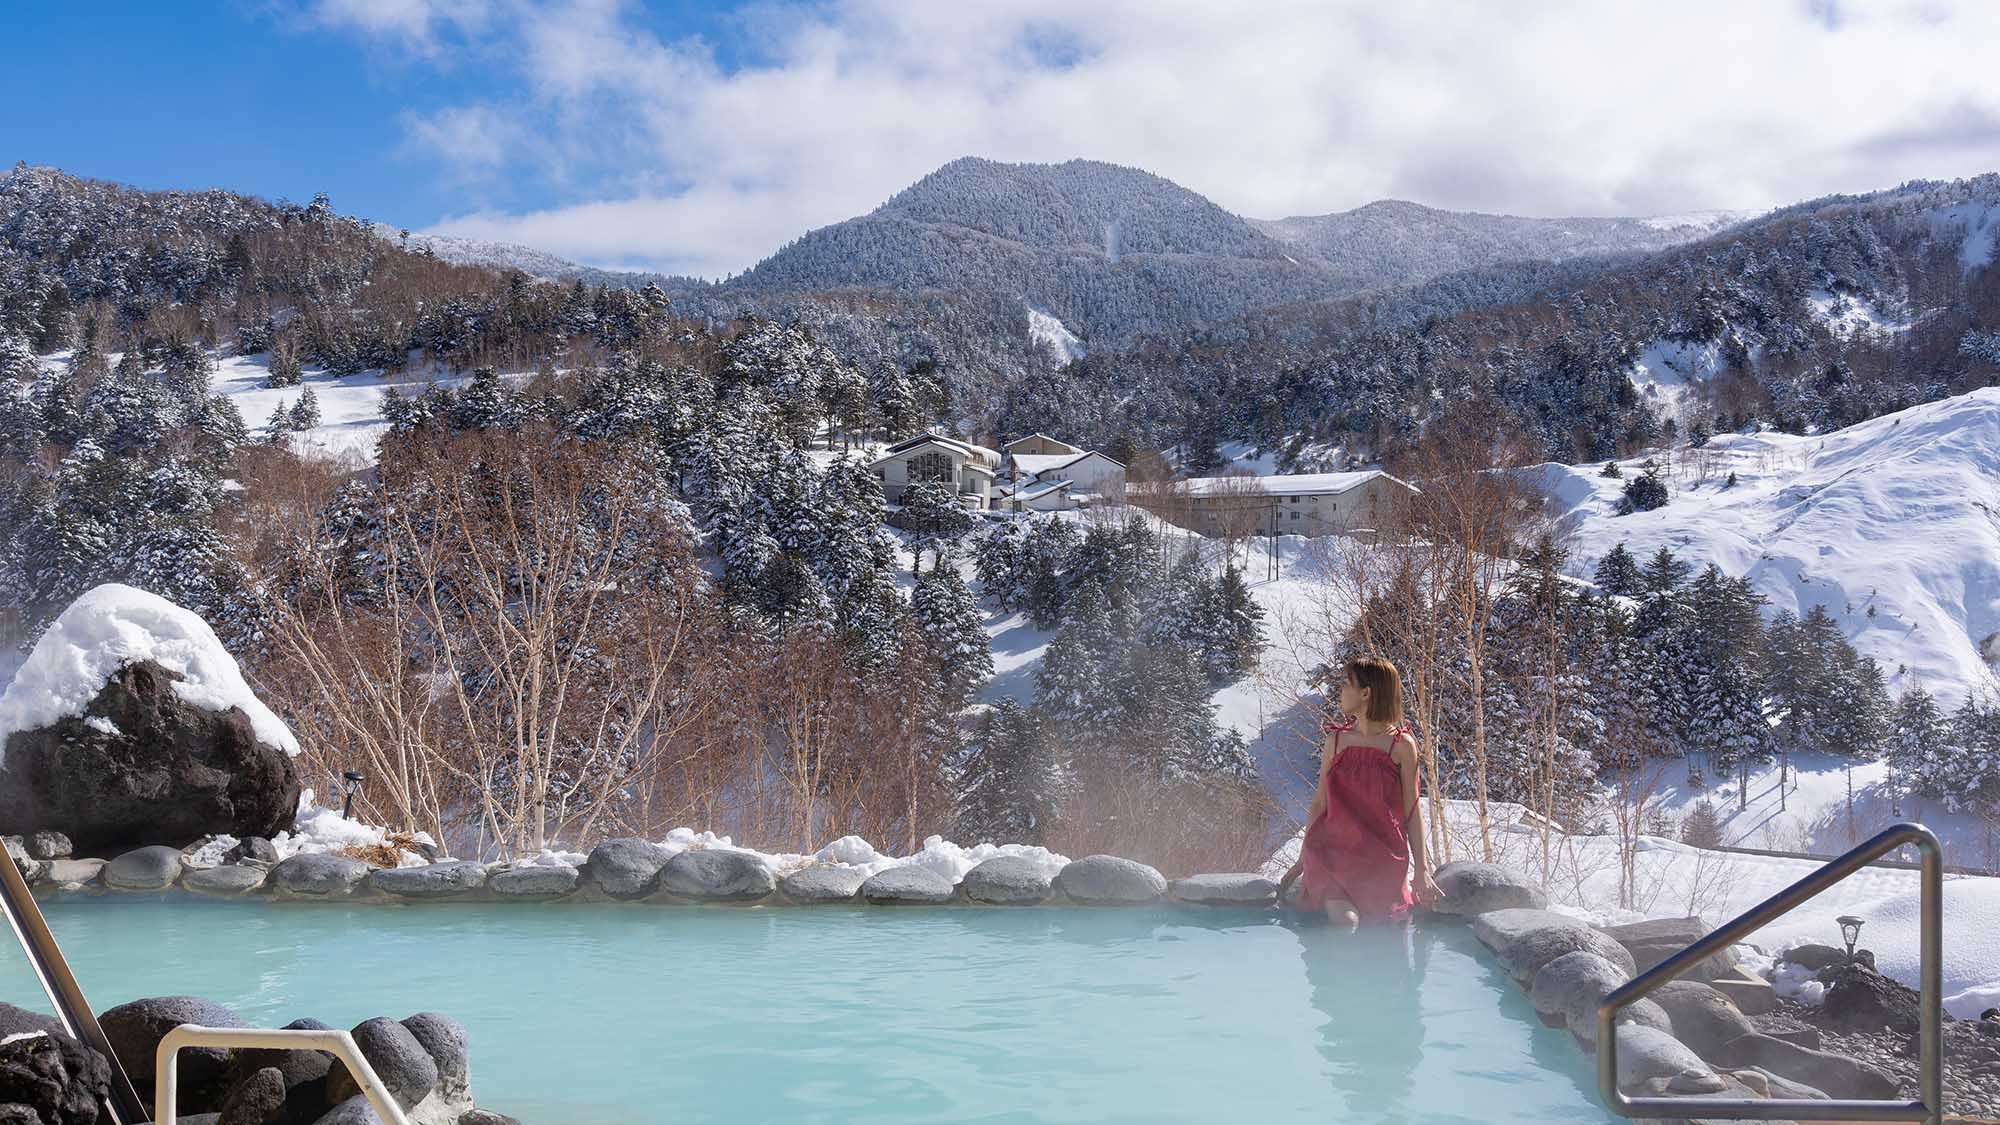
[1322,898,1360,931]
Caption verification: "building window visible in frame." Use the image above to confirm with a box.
[1289,496,1299,503]
[910,451,954,483]
[1290,511,1301,520]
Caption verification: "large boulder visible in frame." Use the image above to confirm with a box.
[961,857,1054,905]
[1612,1024,1718,1094]
[103,845,184,891]
[0,1030,113,1125]
[1054,855,1167,905]
[656,849,775,902]
[1169,873,1277,906]
[1719,1032,1898,1100]
[860,866,956,905]
[400,1012,469,1110]
[779,865,869,903]
[100,995,249,1115]
[1429,861,1548,916]
[1600,916,1736,981]
[1646,980,1756,1062]
[25,831,71,861]
[488,863,579,900]
[270,853,370,897]
[226,1016,336,1125]
[582,838,669,900]
[217,1065,288,1125]
[369,861,488,901]
[0,660,300,854]
[181,862,269,897]
[44,858,105,887]
[0,1002,64,1041]
[325,1017,437,1111]
[1472,909,1635,985]
[1818,962,1920,1033]
[1528,950,1671,1046]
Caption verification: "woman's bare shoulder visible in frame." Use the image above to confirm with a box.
[1390,730,1420,764]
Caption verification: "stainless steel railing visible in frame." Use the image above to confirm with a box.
[1596,821,1944,1124]
[0,846,148,1123]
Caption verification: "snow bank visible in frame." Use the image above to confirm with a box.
[268,789,435,867]
[0,584,299,760]
[1026,306,1086,364]
[652,828,1070,885]
[1754,876,2000,1019]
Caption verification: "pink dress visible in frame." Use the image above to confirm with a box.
[1295,716,1418,922]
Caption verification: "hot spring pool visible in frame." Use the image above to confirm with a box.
[5,897,1618,1123]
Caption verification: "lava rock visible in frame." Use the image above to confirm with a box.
[1777,942,1851,972]
[25,831,71,861]
[269,854,370,897]
[1054,855,1167,905]
[399,1012,468,1106]
[226,1017,335,1125]
[310,1096,382,1124]
[779,865,869,903]
[1750,1012,1822,1050]
[1428,861,1548,916]
[0,1029,113,1125]
[1471,909,1636,985]
[960,857,1054,905]
[488,864,579,899]
[0,1004,63,1041]
[582,838,669,900]
[181,863,269,897]
[1818,962,1920,1033]
[655,849,775,902]
[103,845,184,891]
[324,1017,436,1112]
[368,861,488,900]
[100,995,249,1114]
[1169,873,1277,906]
[225,837,281,866]
[459,1111,520,1125]
[860,866,956,905]
[0,659,301,853]
[217,1065,287,1125]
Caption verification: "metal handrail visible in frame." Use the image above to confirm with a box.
[157,1026,413,1125]
[0,847,148,1123]
[1597,821,1943,1124]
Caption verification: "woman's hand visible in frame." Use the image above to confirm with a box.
[1413,871,1442,908]
[1275,863,1302,906]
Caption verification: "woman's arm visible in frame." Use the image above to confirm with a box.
[1395,733,1441,906]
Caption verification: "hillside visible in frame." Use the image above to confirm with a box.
[1253,200,1756,290]
[1543,387,2000,707]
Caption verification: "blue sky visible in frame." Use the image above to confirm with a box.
[7,2,2000,278]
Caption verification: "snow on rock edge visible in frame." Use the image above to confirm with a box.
[0,584,299,760]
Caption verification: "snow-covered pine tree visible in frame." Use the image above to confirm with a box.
[1203,563,1265,685]
[953,699,1068,844]
[1885,686,1950,801]
[899,480,974,574]
[264,337,302,388]
[288,385,321,431]
[910,565,993,706]
[1618,458,1670,513]
[1592,542,1642,597]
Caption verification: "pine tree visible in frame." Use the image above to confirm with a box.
[1619,458,1670,513]
[910,565,993,706]
[1680,799,1724,848]
[289,385,321,431]
[264,338,302,388]
[954,699,1068,844]
[266,400,292,440]
[1592,542,1642,597]
[900,480,974,574]
[1203,563,1265,684]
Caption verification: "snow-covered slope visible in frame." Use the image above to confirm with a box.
[1543,388,2000,707]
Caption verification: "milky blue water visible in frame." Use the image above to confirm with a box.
[3,898,1616,1124]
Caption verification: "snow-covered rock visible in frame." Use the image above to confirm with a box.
[0,584,296,756]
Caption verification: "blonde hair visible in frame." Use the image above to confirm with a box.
[1343,656,1404,724]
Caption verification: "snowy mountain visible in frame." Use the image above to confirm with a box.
[371,223,691,291]
[1543,387,2000,707]
[1252,200,1759,291]
[726,157,1744,345]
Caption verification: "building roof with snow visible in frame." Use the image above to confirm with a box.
[1002,433,1084,456]
[869,434,1001,470]
[1178,469,1417,498]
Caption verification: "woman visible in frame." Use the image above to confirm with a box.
[1277,656,1440,928]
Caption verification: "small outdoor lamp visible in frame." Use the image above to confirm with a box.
[341,770,365,819]
[1837,914,1865,962]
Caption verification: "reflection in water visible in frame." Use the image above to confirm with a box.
[1299,921,1431,1122]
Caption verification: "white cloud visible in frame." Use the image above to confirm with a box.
[311,0,2000,278]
